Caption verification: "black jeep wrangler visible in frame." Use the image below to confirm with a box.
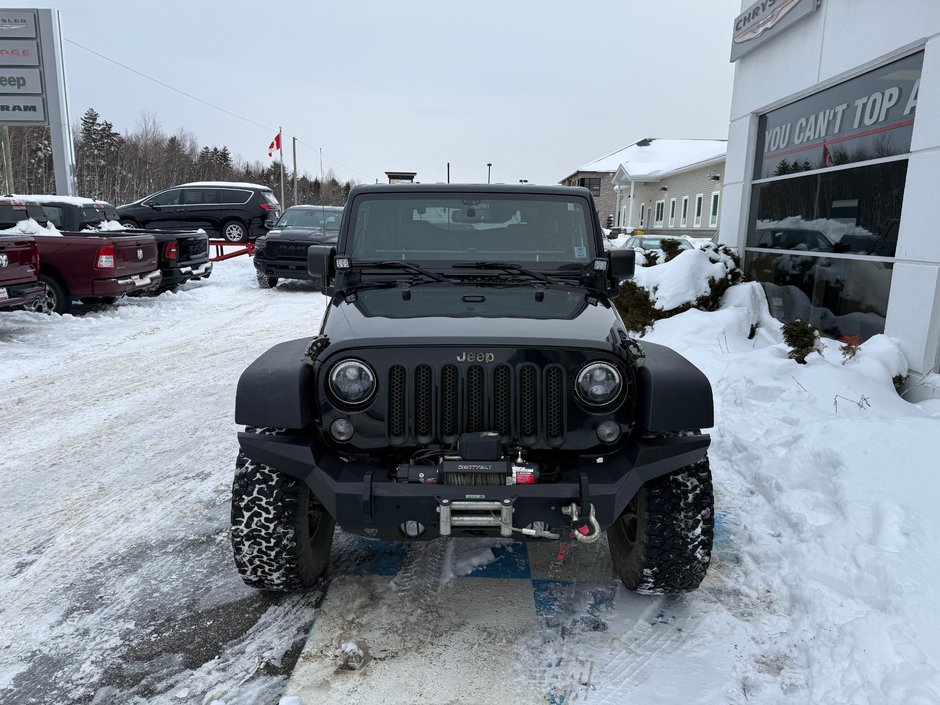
[231,184,715,594]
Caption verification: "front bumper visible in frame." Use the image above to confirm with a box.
[237,431,710,540]
[92,269,163,296]
[253,256,311,280]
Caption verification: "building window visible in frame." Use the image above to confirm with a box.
[694,194,703,227]
[681,196,689,227]
[639,204,646,228]
[668,198,677,227]
[578,177,602,197]
[654,200,665,227]
[709,191,720,227]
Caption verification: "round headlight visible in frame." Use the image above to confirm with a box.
[575,362,622,406]
[328,359,376,404]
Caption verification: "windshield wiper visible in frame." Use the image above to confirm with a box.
[450,261,566,285]
[350,260,447,282]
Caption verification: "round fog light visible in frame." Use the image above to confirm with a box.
[596,420,621,444]
[330,418,354,442]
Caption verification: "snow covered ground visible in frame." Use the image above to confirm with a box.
[2,254,940,704]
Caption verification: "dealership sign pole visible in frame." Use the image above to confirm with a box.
[0,8,76,195]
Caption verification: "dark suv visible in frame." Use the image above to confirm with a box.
[231,184,715,595]
[116,182,280,242]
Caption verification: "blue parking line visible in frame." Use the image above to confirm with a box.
[467,541,532,579]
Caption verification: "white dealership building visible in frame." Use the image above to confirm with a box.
[720,0,940,379]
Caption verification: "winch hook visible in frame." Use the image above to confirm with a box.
[562,502,602,544]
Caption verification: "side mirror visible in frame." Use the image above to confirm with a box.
[307,244,336,296]
[607,248,635,295]
[142,201,153,208]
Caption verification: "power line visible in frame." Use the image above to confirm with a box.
[65,38,276,134]
[64,39,380,183]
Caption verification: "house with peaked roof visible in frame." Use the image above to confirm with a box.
[609,138,726,237]
[559,147,638,225]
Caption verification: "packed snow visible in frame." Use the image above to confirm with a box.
[0,218,63,237]
[1,253,939,704]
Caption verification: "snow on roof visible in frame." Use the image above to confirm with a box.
[11,194,111,206]
[178,181,272,191]
[572,138,727,180]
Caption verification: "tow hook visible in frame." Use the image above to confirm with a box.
[562,502,601,544]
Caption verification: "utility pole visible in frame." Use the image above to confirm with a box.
[0,127,13,194]
[487,162,492,184]
[278,126,286,207]
[447,162,450,184]
[292,136,298,206]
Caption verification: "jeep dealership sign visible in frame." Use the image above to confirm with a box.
[0,8,75,194]
[731,0,821,62]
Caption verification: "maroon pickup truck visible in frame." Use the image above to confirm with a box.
[0,233,45,310]
[0,198,162,315]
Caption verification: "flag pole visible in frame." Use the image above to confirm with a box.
[278,126,286,207]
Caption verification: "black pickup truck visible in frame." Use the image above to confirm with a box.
[27,196,212,293]
[231,184,716,596]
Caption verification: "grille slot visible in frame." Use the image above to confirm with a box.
[493,365,511,439]
[466,366,485,432]
[440,365,459,442]
[388,365,406,443]
[546,366,564,442]
[519,365,538,443]
[415,365,432,442]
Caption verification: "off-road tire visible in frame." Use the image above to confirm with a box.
[607,454,714,594]
[256,271,278,289]
[230,427,335,591]
[222,220,248,243]
[33,273,70,315]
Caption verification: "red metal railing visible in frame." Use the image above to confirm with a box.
[208,240,254,262]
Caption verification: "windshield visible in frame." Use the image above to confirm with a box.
[276,207,343,230]
[347,193,596,265]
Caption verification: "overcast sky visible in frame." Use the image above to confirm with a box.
[43,0,740,186]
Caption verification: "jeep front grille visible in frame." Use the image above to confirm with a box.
[388,363,566,447]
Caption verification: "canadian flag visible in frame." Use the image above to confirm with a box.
[267,132,281,158]
[822,143,834,167]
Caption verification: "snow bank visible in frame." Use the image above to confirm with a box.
[632,243,740,311]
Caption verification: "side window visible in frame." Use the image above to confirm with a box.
[681,196,689,227]
[694,194,704,227]
[150,190,181,206]
[182,188,220,205]
[220,189,251,204]
[43,205,65,228]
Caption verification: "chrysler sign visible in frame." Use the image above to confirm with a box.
[731,0,821,62]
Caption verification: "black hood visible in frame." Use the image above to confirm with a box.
[264,227,338,244]
[321,284,623,352]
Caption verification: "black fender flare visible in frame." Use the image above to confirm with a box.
[634,341,714,432]
[235,337,317,429]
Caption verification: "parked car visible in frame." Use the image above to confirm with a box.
[754,227,834,252]
[623,234,696,251]
[27,195,212,293]
[253,205,344,288]
[116,181,280,243]
[0,226,45,311]
[0,197,162,314]
[231,183,715,596]
[834,220,899,257]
